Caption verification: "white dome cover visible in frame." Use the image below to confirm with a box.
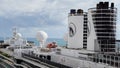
[36,31,48,42]
[16,33,22,39]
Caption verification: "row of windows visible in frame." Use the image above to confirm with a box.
[84,15,87,17]
[98,40,116,44]
[83,34,87,36]
[91,55,120,67]
[91,10,117,13]
[94,21,116,23]
[102,55,119,59]
[95,30,116,32]
[83,40,87,42]
[97,37,115,39]
[84,24,87,26]
[94,26,115,28]
[97,33,115,36]
[83,17,87,51]
[92,11,116,14]
[96,31,115,34]
[94,23,116,25]
[84,28,87,30]
[84,15,87,16]
[83,31,87,33]
[84,21,87,23]
[95,28,115,31]
[83,16,88,47]
[90,8,116,10]
[83,31,87,34]
[92,13,116,15]
[84,35,87,37]
[84,18,87,20]
[93,18,116,21]
[83,47,87,49]
[99,42,116,45]
[101,45,115,48]
[99,43,116,46]
[93,56,119,65]
[92,14,116,17]
[83,43,87,45]
[95,25,115,27]
[94,22,116,26]
[96,30,116,33]
[84,13,87,29]
[95,29,116,32]
[98,37,115,40]
[101,49,115,52]
[84,22,87,24]
[93,20,116,25]
[92,17,116,19]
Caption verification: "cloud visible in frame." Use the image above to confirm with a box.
[0,0,120,38]
[19,26,67,38]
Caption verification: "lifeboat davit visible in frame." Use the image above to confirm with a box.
[47,42,57,48]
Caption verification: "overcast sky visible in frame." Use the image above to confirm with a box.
[0,0,120,39]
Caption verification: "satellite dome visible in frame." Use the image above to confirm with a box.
[36,31,48,42]
[16,33,22,39]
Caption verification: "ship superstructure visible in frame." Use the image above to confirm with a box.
[68,9,88,49]
[12,1,120,68]
[87,2,117,52]
[4,27,34,50]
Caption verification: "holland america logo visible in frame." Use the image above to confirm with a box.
[69,23,76,37]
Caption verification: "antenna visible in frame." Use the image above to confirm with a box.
[36,31,48,48]
[12,27,17,38]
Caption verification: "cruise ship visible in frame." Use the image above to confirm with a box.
[1,1,120,68]
[4,27,34,50]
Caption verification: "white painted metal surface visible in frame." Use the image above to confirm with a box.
[87,10,100,51]
[68,15,84,48]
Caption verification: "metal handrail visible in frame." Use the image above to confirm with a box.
[22,53,56,68]
[0,53,27,68]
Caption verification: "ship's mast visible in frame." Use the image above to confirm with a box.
[12,27,17,39]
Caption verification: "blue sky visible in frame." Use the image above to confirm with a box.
[0,0,120,39]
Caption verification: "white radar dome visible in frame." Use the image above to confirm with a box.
[36,31,48,42]
[16,33,22,39]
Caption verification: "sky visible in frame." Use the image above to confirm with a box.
[0,0,120,39]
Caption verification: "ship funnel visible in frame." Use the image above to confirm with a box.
[111,3,114,9]
[70,9,76,14]
[77,9,83,14]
